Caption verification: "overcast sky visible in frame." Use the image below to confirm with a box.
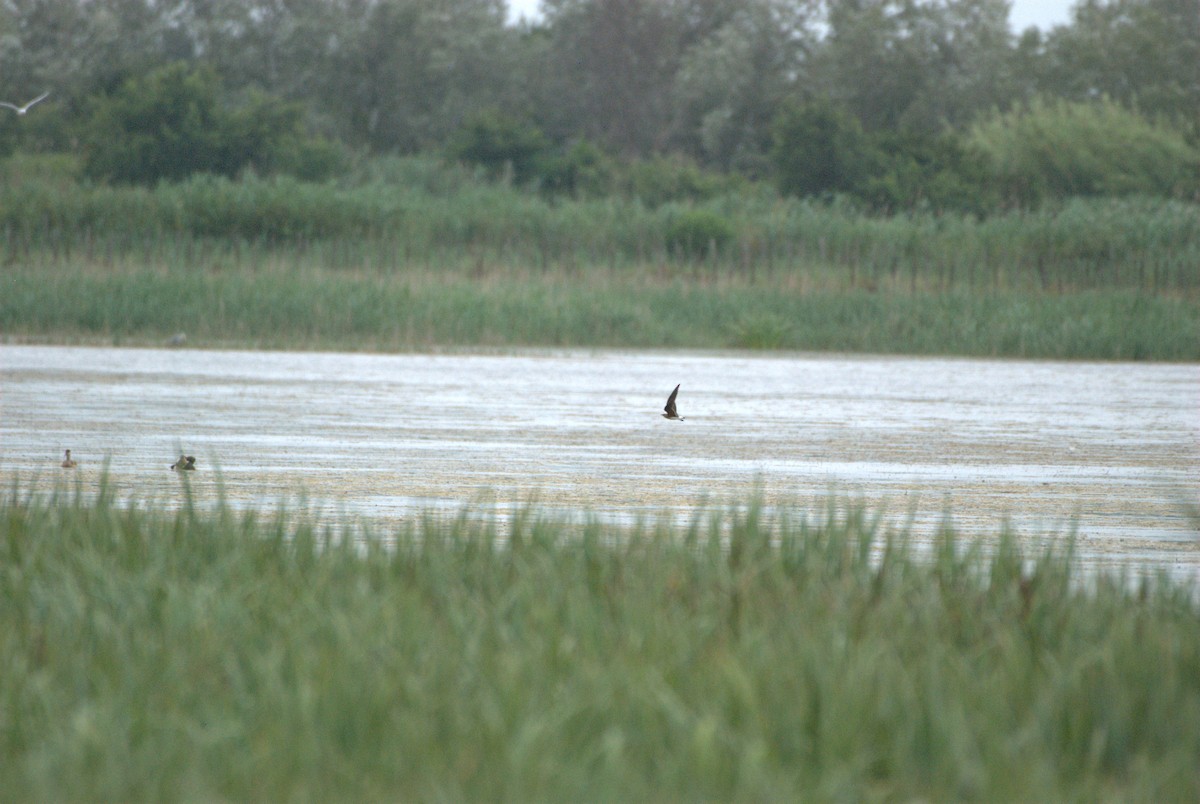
[505,0,1077,33]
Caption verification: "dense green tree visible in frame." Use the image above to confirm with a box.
[812,0,1017,134]
[535,138,615,197]
[175,0,348,98]
[771,96,994,212]
[3,0,1199,213]
[318,0,518,152]
[813,0,931,132]
[901,0,1019,128]
[541,0,688,155]
[770,99,874,198]
[0,0,82,94]
[1038,0,1200,124]
[857,129,995,212]
[672,0,818,173]
[447,108,548,182]
[82,63,308,184]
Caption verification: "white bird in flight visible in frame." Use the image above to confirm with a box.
[1,91,50,115]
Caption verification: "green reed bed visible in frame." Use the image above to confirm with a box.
[2,482,1198,800]
[5,158,1197,359]
[3,161,1199,293]
[3,262,1198,360]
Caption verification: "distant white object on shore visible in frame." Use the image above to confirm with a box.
[1,91,50,115]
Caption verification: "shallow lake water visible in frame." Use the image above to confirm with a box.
[2,344,1197,578]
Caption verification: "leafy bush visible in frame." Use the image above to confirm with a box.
[970,96,1200,206]
[82,63,317,186]
[618,154,740,207]
[857,130,996,214]
[535,139,614,198]
[446,109,549,184]
[263,135,350,183]
[664,207,736,259]
[534,147,741,206]
[772,101,995,213]
[771,99,874,199]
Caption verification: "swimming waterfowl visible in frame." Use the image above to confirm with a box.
[171,455,197,471]
[0,91,50,115]
[61,449,77,468]
[662,384,684,420]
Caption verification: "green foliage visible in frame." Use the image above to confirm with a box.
[3,156,1200,293]
[1039,0,1200,124]
[3,0,1199,190]
[165,174,388,240]
[970,96,1200,206]
[478,141,744,206]
[663,207,736,259]
[619,154,742,207]
[771,99,872,199]
[82,63,316,185]
[265,135,350,183]
[772,101,995,213]
[857,130,996,214]
[535,139,614,197]
[447,109,549,184]
[2,485,1200,800]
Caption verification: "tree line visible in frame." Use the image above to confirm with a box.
[2,0,1197,212]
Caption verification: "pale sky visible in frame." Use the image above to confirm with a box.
[505,1,1078,33]
[1007,0,1076,31]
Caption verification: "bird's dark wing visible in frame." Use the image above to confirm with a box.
[664,383,680,416]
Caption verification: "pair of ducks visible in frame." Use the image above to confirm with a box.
[60,450,196,471]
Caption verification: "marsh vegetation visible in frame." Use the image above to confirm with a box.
[2,157,1197,359]
[3,483,1198,801]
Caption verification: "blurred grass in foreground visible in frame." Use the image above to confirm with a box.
[2,481,1198,800]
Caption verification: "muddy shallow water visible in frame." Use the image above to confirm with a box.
[2,344,1197,576]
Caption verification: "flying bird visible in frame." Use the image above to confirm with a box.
[662,384,684,420]
[0,91,50,115]
[171,455,197,471]
[61,449,77,468]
